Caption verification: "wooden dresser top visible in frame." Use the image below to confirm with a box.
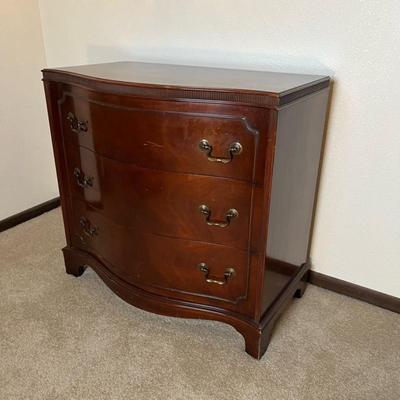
[43,61,330,107]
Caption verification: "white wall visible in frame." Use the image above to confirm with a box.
[0,0,58,220]
[38,0,400,297]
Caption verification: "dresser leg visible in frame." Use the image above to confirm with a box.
[242,325,274,360]
[294,270,310,298]
[294,281,307,298]
[65,264,86,277]
[62,247,87,277]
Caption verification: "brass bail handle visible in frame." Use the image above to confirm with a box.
[197,263,236,285]
[79,217,98,238]
[199,205,238,228]
[74,167,94,188]
[67,112,88,134]
[198,139,242,164]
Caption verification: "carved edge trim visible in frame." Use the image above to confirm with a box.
[43,71,330,108]
[58,91,260,136]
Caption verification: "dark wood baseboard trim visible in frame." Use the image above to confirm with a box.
[0,197,60,233]
[309,271,399,314]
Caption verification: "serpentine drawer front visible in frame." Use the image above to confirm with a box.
[43,61,330,359]
[60,90,257,182]
[65,143,252,249]
[70,198,249,307]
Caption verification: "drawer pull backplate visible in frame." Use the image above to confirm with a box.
[198,139,242,164]
[73,167,93,188]
[67,112,88,134]
[197,263,236,285]
[79,217,98,238]
[199,204,238,228]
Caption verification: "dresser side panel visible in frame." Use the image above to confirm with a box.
[261,89,329,313]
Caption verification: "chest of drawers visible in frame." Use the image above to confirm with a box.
[43,62,330,359]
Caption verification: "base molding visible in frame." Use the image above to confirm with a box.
[309,271,399,314]
[63,246,309,360]
[0,197,60,233]
[246,263,310,359]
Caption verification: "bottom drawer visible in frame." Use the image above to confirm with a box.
[69,199,250,305]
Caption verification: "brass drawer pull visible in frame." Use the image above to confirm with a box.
[198,263,236,285]
[67,112,88,134]
[73,167,93,188]
[79,217,98,237]
[198,139,242,164]
[199,204,238,228]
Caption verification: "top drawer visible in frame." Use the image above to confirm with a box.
[59,93,259,182]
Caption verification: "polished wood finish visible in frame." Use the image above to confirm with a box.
[0,197,60,233]
[60,90,257,182]
[65,144,252,249]
[43,61,329,107]
[70,197,250,306]
[43,61,330,359]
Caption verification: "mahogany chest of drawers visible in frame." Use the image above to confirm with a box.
[42,62,330,359]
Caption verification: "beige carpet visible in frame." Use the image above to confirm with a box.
[0,209,399,400]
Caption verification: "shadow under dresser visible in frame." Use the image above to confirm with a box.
[42,61,330,359]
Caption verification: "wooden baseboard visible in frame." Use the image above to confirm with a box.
[0,197,60,233]
[309,271,399,314]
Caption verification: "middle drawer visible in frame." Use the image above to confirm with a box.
[65,143,252,250]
